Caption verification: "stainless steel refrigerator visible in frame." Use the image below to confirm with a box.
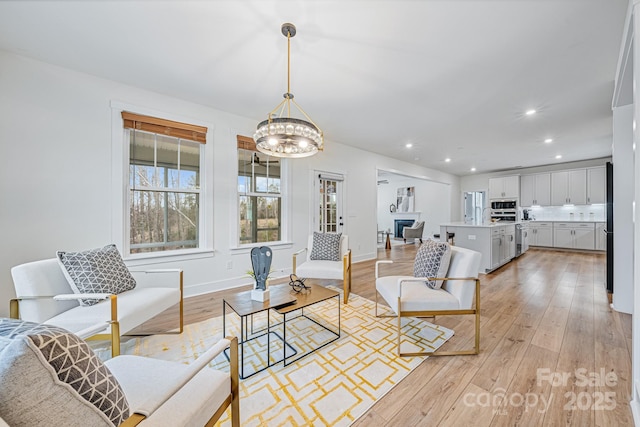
[605,161,614,298]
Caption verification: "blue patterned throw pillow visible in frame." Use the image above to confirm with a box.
[310,232,342,261]
[413,240,452,289]
[57,244,136,306]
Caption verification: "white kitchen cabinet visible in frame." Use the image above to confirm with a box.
[529,222,553,247]
[490,225,515,268]
[491,232,502,270]
[595,222,606,251]
[553,227,574,248]
[587,167,606,204]
[551,170,587,205]
[553,222,595,250]
[520,173,551,206]
[489,175,520,199]
[440,223,518,273]
[574,227,595,250]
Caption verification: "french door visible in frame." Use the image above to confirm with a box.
[315,172,344,234]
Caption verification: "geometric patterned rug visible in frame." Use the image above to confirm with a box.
[92,287,453,426]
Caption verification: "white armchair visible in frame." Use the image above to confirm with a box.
[402,220,425,243]
[10,258,183,357]
[106,336,239,426]
[293,234,352,304]
[375,245,482,356]
[0,318,239,427]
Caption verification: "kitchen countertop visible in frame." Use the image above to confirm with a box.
[440,221,524,228]
[528,220,605,223]
[441,219,605,228]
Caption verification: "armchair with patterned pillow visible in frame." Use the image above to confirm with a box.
[0,319,239,426]
[375,242,482,357]
[292,232,352,304]
[10,244,183,357]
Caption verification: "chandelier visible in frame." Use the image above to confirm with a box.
[253,23,324,158]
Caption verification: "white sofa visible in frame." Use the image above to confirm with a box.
[10,258,183,356]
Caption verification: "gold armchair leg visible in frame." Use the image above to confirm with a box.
[9,299,19,319]
[342,250,352,304]
[396,279,481,357]
[111,322,121,357]
[292,253,298,275]
[110,295,121,357]
[119,413,146,427]
[229,336,240,427]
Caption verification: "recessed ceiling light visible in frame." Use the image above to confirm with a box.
[405,143,413,148]
[445,158,451,163]
[525,109,537,116]
[544,138,553,143]
[555,155,562,159]
[470,167,476,172]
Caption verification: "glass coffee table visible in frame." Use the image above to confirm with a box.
[223,283,340,379]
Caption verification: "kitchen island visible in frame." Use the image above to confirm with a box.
[440,221,523,273]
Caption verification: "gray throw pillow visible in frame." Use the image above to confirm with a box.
[0,319,130,427]
[413,240,452,289]
[57,244,136,306]
[310,232,342,261]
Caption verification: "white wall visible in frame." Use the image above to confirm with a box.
[612,103,634,314]
[0,51,460,317]
[376,174,451,240]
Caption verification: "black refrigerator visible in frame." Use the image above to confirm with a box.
[605,161,614,297]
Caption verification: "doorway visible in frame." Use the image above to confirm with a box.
[464,191,486,223]
[315,172,345,233]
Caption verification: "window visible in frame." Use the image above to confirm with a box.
[237,136,282,245]
[123,112,206,254]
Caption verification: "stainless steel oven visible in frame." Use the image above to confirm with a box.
[490,199,518,222]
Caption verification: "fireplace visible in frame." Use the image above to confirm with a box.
[394,219,415,238]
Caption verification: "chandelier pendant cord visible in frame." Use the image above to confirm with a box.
[287,30,291,118]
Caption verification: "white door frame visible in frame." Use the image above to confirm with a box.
[311,170,346,235]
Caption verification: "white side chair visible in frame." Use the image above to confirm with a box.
[10,258,183,357]
[375,245,482,356]
[293,234,352,304]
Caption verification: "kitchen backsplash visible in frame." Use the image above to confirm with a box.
[527,204,606,221]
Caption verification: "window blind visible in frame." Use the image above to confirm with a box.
[237,135,258,152]
[122,111,207,144]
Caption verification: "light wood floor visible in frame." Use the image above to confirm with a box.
[142,245,633,426]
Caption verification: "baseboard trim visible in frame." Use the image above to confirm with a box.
[630,398,640,426]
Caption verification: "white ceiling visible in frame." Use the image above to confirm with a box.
[0,1,628,176]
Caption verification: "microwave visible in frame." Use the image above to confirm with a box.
[491,200,517,210]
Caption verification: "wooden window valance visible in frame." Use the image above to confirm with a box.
[122,111,207,144]
[237,135,258,152]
